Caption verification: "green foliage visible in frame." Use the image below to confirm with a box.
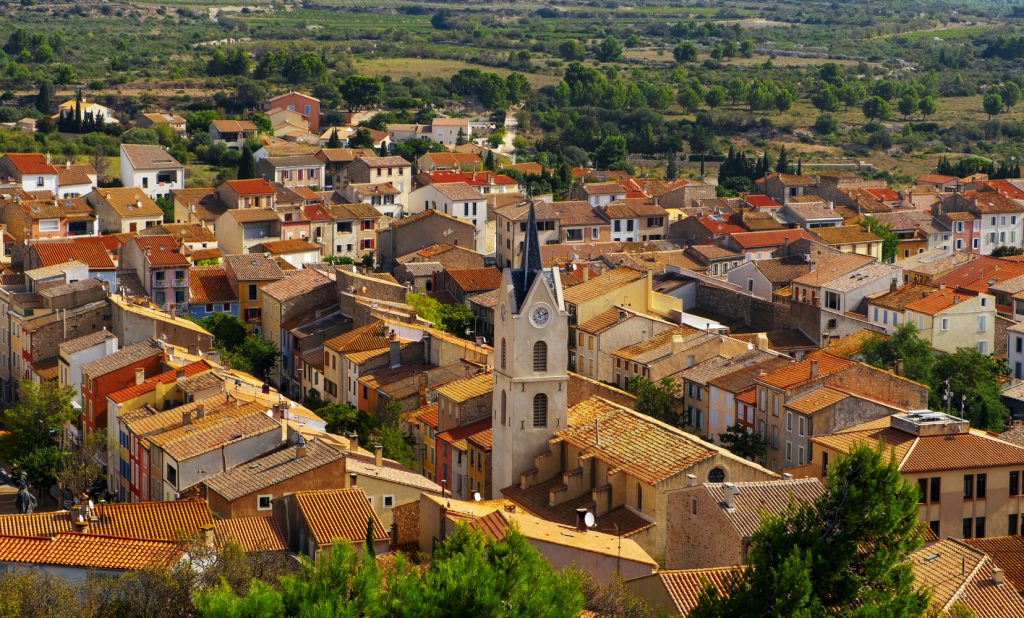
[931,349,1009,431]
[369,423,416,469]
[983,91,1004,119]
[200,313,247,352]
[558,39,586,61]
[225,336,279,381]
[691,444,928,617]
[2,380,76,458]
[859,322,935,385]
[156,195,174,223]
[858,215,899,263]
[405,292,474,337]
[206,47,252,77]
[625,375,681,425]
[35,79,52,114]
[704,85,726,110]
[673,42,699,63]
[991,245,1024,257]
[236,144,256,180]
[595,36,623,62]
[814,113,839,135]
[718,424,768,460]
[340,75,384,112]
[592,134,628,169]
[862,96,892,121]
[13,445,64,501]
[918,96,937,118]
[195,524,584,618]
[316,402,376,438]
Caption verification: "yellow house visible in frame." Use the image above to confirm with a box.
[222,254,285,332]
[810,411,1024,541]
[903,288,996,355]
[809,225,883,260]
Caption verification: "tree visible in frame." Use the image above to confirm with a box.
[54,431,105,504]
[691,444,928,617]
[558,39,586,61]
[625,375,681,425]
[236,144,256,180]
[228,336,278,381]
[2,381,76,457]
[837,81,865,110]
[811,83,841,113]
[484,150,495,171]
[592,134,629,169]
[405,293,475,337]
[718,424,768,461]
[317,402,376,438]
[862,96,892,122]
[595,36,624,62]
[35,79,52,114]
[819,62,843,85]
[859,322,935,385]
[13,446,64,505]
[704,85,726,109]
[983,92,1004,120]
[199,313,247,351]
[726,77,747,106]
[665,152,678,180]
[1002,81,1022,111]
[340,75,384,112]
[992,245,1024,257]
[677,85,703,112]
[931,349,1009,431]
[858,215,899,263]
[326,128,341,148]
[775,146,790,174]
[898,94,919,120]
[673,42,698,63]
[918,96,937,118]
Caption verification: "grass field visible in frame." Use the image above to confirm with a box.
[354,57,563,88]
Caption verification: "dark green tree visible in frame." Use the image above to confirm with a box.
[484,149,495,171]
[35,79,53,114]
[558,40,586,61]
[691,444,928,617]
[365,516,377,557]
[236,144,256,180]
[2,381,76,457]
[625,375,681,425]
[931,349,1010,431]
[704,85,726,110]
[673,42,699,63]
[898,94,920,120]
[775,146,790,174]
[858,215,900,263]
[718,424,768,461]
[983,92,1004,119]
[1002,81,1022,111]
[595,36,624,62]
[918,96,937,118]
[858,322,935,384]
[340,75,384,112]
[200,313,248,352]
[991,245,1024,257]
[326,128,341,149]
[228,335,278,381]
[592,134,628,169]
[666,152,678,180]
[862,96,892,122]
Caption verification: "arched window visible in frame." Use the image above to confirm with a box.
[500,390,507,426]
[500,338,507,370]
[533,341,547,372]
[533,393,548,427]
[707,467,725,483]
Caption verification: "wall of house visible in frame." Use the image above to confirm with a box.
[170,427,284,497]
[929,296,996,355]
[664,487,743,569]
[207,456,345,519]
[530,537,655,584]
[694,282,788,333]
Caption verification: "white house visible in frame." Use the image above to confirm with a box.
[408,182,488,253]
[56,98,119,125]
[119,144,185,200]
[430,117,472,146]
[56,162,98,198]
[0,152,59,193]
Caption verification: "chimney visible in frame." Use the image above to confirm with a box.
[73,515,89,534]
[182,409,192,425]
[135,367,145,385]
[686,473,697,487]
[195,404,205,419]
[295,434,307,459]
[348,432,359,452]
[782,473,794,480]
[992,567,1006,586]
[722,483,740,509]
[175,368,186,383]
[388,340,401,369]
[895,358,904,376]
[890,278,897,293]
[374,444,383,467]
[809,359,819,380]
[575,508,588,533]
[201,524,215,548]
[348,472,357,488]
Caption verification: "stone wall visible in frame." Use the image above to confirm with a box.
[694,281,789,333]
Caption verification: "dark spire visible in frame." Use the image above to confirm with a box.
[512,200,545,308]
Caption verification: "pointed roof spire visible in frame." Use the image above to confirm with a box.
[511,200,546,309]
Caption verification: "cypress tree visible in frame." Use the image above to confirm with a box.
[74,89,82,133]
[327,128,341,148]
[365,515,376,557]
[666,151,678,180]
[484,150,495,171]
[237,145,256,179]
[776,145,790,174]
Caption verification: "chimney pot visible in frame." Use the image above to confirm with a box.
[686,473,697,487]
[348,432,359,452]
[809,359,820,380]
[349,472,357,488]
[295,434,307,458]
[195,404,205,419]
[176,368,186,382]
[201,524,215,548]
[722,482,740,509]
[374,444,383,468]
[134,367,145,385]
[182,409,192,426]
[993,567,1006,586]
[575,508,588,533]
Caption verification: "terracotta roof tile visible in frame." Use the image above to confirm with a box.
[563,267,645,305]
[120,144,183,171]
[912,538,1024,616]
[654,567,745,615]
[867,284,935,311]
[502,476,654,537]
[214,516,287,553]
[80,340,162,380]
[32,240,115,270]
[223,178,275,196]
[189,266,236,303]
[784,386,850,415]
[223,254,285,281]
[132,235,190,267]
[4,152,58,175]
[88,187,163,218]
[292,488,388,547]
[147,401,279,461]
[204,440,342,501]
[56,163,95,186]
[323,320,392,353]
[445,266,502,292]
[576,306,643,334]
[389,208,472,230]
[757,353,855,390]
[613,325,705,365]
[824,329,889,359]
[811,225,881,245]
[211,119,257,133]
[904,288,973,316]
[702,479,824,538]
[728,229,814,249]
[435,371,492,404]
[0,533,182,571]
[108,359,213,404]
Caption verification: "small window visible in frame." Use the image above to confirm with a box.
[257,494,272,511]
[383,495,395,508]
[707,467,725,483]
[532,393,547,427]
[500,338,507,370]
[533,341,547,371]
[248,284,258,301]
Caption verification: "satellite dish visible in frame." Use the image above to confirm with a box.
[583,511,596,528]
[473,491,481,502]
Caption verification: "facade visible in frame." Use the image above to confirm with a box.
[84,188,164,234]
[0,152,59,193]
[263,92,321,132]
[255,156,326,190]
[209,119,258,150]
[119,235,191,313]
[904,288,996,355]
[119,144,184,200]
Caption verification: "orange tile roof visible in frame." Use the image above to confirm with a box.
[576,306,641,334]
[292,488,388,547]
[903,287,972,316]
[223,178,275,196]
[4,152,57,175]
[824,329,889,359]
[563,267,645,305]
[435,371,492,404]
[132,235,190,267]
[108,359,213,404]
[407,402,438,429]
[323,320,392,353]
[32,240,116,270]
[912,538,1024,617]
[88,500,214,540]
[783,386,849,415]
[0,533,182,571]
[147,401,279,461]
[561,396,740,485]
[965,536,1024,594]
[189,266,236,303]
[258,238,322,254]
[437,417,492,451]
[214,517,287,553]
[863,186,900,202]
[757,353,855,390]
[727,228,814,249]
[654,567,745,615]
[445,266,502,292]
[932,256,1024,292]
[744,194,782,208]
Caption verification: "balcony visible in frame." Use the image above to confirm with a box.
[173,278,188,288]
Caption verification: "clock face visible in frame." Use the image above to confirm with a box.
[529,304,551,328]
[500,304,507,322]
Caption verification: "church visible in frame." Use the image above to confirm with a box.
[491,203,778,562]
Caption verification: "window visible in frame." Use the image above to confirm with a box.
[636,484,643,511]
[36,176,44,187]
[155,291,165,305]
[979,316,987,332]
[533,341,547,371]
[142,177,149,188]
[383,495,395,508]
[1011,514,1019,536]
[930,477,940,503]
[747,278,754,292]
[707,467,725,483]
[940,317,950,331]
[798,416,806,436]
[918,478,928,503]
[500,339,506,370]
[786,441,792,461]
[964,474,974,499]
[532,393,547,427]
[930,521,940,537]
[566,228,583,242]
[798,446,805,465]
[38,219,59,232]
[786,412,793,431]
[824,291,840,311]
[976,517,986,539]
[963,518,973,539]
[166,464,177,486]
[257,495,272,510]
[1011,471,1019,496]
[771,426,778,448]
[977,473,987,499]
[206,304,213,313]
[591,227,599,240]
[248,284,258,301]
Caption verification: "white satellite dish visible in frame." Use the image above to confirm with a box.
[583,511,596,528]
[473,491,481,502]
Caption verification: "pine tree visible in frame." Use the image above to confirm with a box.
[35,80,53,115]
[776,146,790,174]
[237,145,256,180]
[485,150,495,171]
[455,128,467,146]
[365,516,376,557]
[327,128,341,148]
[666,152,678,180]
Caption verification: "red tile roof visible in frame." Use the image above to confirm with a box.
[133,235,190,267]
[32,240,116,270]
[979,180,1024,201]
[292,488,388,547]
[903,288,972,316]
[108,359,213,403]
[0,533,182,571]
[424,170,518,187]
[303,203,333,221]
[446,266,502,292]
[698,216,745,235]
[932,256,1024,292]
[4,152,57,175]
[863,186,900,202]
[437,418,492,451]
[757,353,854,390]
[189,266,237,303]
[728,228,813,249]
[224,178,275,196]
[744,194,782,208]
